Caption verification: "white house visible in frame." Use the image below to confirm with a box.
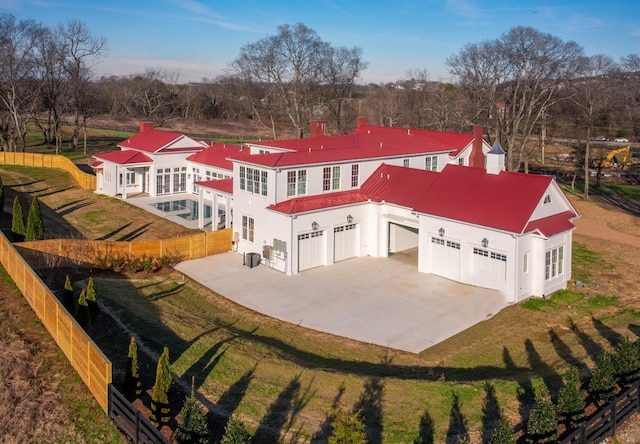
[93,119,578,303]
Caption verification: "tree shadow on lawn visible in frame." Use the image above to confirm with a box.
[591,315,625,348]
[549,327,584,368]
[57,200,93,217]
[570,319,605,364]
[354,377,384,444]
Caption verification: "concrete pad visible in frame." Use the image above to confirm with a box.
[175,251,509,353]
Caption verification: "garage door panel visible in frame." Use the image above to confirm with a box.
[471,247,506,290]
[298,231,326,271]
[334,223,358,262]
[431,237,460,280]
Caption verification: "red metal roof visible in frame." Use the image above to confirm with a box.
[235,131,465,168]
[93,150,153,165]
[89,160,103,169]
[269,163,577,234]
[118,129,204,153]
[525,211,578,237]
[195,178,233,194]
[268,190,370,215]
[186,143,245,170]
[410,164,557,233]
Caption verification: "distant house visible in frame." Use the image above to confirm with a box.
[93,119,578,303]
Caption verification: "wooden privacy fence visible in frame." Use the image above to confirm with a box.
[0,151,96,190]
[0,231,112,412]
[17,228,233,265]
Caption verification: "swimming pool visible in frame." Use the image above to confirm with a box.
[152,199,212,221]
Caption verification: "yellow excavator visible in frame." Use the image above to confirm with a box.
[591,146,631,169]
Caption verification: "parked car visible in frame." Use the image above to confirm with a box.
[614,137,629,143]
[591,136,609,141]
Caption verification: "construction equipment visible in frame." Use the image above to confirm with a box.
[591,146,631,169]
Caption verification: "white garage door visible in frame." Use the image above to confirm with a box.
[430,237,461,281]
[298,231,326,271]
[471,247,507,290]
[334,223,358,262]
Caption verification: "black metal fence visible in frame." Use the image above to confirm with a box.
[561,381,640,443]
[108,384,171,444]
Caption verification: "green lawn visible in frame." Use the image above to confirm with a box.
[87,240,634,442]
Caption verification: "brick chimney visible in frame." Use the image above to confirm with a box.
[356,117,367,128]
[139,121,154,132]
[310,120,326,138]
[469,125,485,169]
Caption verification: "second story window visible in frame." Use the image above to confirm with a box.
[323,166,340,191]
[287,170,307,197]
[351,164,359,188]
[239,165,268,196]
[426,156,438,171]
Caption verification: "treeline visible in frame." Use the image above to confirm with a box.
[2,13,640,175]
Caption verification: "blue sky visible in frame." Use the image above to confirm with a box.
[2,0,639,84]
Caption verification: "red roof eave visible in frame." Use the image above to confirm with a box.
[524,210,579,237]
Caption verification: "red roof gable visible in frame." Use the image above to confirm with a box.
[93,150,153,165]
[118,129,204,153]
[187,143,245,170]
[195,178,233,194]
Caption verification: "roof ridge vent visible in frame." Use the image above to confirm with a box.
[379,142,383,148]
[308,147,311,152]
[408,128,411,135]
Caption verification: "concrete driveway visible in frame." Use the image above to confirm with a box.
[174,250,508,353]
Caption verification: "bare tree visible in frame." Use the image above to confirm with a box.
[57,19,106,151]
[0,14,44,151]
[448,26,584,171]
[234,23,365,138]
[571,54,617,198]
[320,46,367,134]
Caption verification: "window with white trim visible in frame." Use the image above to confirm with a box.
[156,168,171,195]
[523,252,530,273]
[173,167,186,192]
[403,158,410,167]
[105,171,112,183]
[323,166,340,191]
[425,155,438,171]
[242,215,254,242]
[119,171,136,186]
[239,166,268,196]
[287,169,307,197]
[351,164,359,188]
[458,158,465,166]
[545,246,564,280]
[544,194,551,204]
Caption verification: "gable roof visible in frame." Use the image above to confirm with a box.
[118,129,205,154]
[93,150,153,165]
[187,143,246,170]
[236,130,467,168]
[195,178,234,194]
[268,163,577,235]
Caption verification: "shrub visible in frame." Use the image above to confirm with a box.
[557,366,586,428]
[175,380,209,444]
[150,346,172,425]
[74,289,91,329]
[110,254,126,273]
[123,336,141,399]
[25,197,44,241]
[613,336,640,387]
[11,195,25,242]
[63,275,75,311]
[125,254,141,273]
[526,385,557,443]
[328,408,367,444]
[220,418,251,444]
[488,415,516,444]
[85,276,99,321]
[589,351,618,403]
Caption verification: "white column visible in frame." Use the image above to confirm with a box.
[198,188,204,229]
[122,167,128,200]
[225,197,232,229]
[212,194,220,231]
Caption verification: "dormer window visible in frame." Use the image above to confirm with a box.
[543,194,551,204]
